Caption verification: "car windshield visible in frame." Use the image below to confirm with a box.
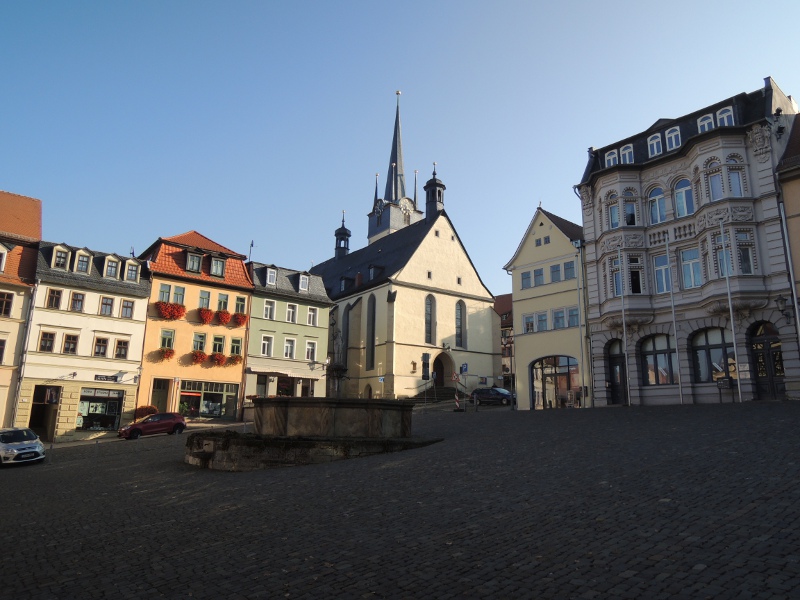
[0,429,38,443]
[494,389,511,396]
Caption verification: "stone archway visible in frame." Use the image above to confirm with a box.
[432,353,455,388]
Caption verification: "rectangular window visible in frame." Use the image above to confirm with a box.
[681,249,702,289]
[46,289,62,309]
[199,290,210,309]
[552,309,565,329]
[100,297,114,316]
[535,238,542,247]
[161,330,175,349]
[717,248,733,277]
[654,255,671,294]
[115,340,129,359]
[611,258,622,297]
[261,335,273,356]
[212,336,225,353]
[544,236,550,244]
[286,304,297,323]
[284,338,295,359]
[70,293,85,312]
[307,307,318,326]
[63,334,78,355]
[609,205,619,229]
[624,202,636,226]
[106,261,119,278]
[126,264,138,281]
[263,300,275,320]
[299,275,309,291]
[650,195,667,224]
[536,312,548,332]
[568,307,580,328]
[121,300,134,319]
[76,255,90,273]
[630,270,642,294]
[193,333,206,352]
[521,271,531,289]
[267,269,277,284]
[550,264,561,283]
[710,172,723,201]
[230,338,242,356]
[0,339,5,364]
[40,332,55,352]
[159,284,171,302]
[305,341,317,362]
[235,296,246,313]
[729,171,743,197]
[0,292,12,317]
[55,250,68,268]
[187,254,202,273]
[173,286,185,305]
[211,258,225,277]
[94,338,108,357]
[564,261,575,280]
[523,314,535,333]
[217,293,229,311]
[533,268,544,286]
[739,247,754,275]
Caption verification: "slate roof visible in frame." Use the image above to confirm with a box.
[0,190,42,242]
[249,262,332,305]
[540,209,583,242]
[36,241,151,297]
[777,116,800,174]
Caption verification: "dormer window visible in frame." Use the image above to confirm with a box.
[620,145,634,164]
[299,275,309,291]
[369,266,375,280]
[76,255,90,273]
[698,114,714,133]
[339,279,346,292]
[54,250,68,269]
[266,268,277,285]
[210,258,225,277]
[717,107,734,127]
[0,247,5,273]
[605,150,618,168]
[648,134,662,158]
[187,253,202,273]
[126,263,139,282]
[106,260,119,278]
[666,127,681,151]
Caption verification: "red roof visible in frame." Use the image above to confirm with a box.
[161,231,243,257]
[0,190,42,242]
[494,293,513,328]
[0,245,38,288]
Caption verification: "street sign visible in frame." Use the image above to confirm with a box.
[379,377,384,383]
[461,363,468,374]
[451,372,459,381]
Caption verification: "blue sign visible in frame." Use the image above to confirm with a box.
[461,363,468,374]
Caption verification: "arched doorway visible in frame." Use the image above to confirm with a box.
[749,322,785,400]
[364,384,373,399]
[432,353,454,388]
[606,339,627,406]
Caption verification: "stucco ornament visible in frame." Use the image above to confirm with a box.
[731,206,753,222]
[747,124,772,163]
[602,234,623,253]
[580,186,593,214]
[705,298,767,326]
[604,314,653,339]
[624,234,644,248]
[697,207,729,232]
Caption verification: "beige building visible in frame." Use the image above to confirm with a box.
[576,77,800,405]
[777,117,800,342]
[504,208,591,410]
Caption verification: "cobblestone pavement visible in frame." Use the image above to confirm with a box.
[4,403,800,599]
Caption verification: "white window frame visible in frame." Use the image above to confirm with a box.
[717,107,734,127]
[666,127,681,151]
[605,150,618,168]
[305,341,317,362]
[536,312,548,332]
[261,335,273,357]
[654,255,671,294]
[648,134,662,158]
[609,204,620,229]
[681,249,703,289]
[523,314,535,334]
[284,338,296,359]
[698,114,714,133]
[620,144,634,164]
[307,307,318,326]
[649,188,667,225]
[266,268,277,285]
[567,307,579,328]
[299,275,309,291]
[286,303,297,323]
[674,179,694,218]
[552,308,566,330]
[187,253,202,273]
[210,258,225,277]
[263,300,275,320]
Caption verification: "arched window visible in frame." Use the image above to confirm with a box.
[707,161,723,201]
[455,300,467,348]
[726,156,744,197]
[698,114,714,133]
[425,295,436,344]
[674,179,694,217]
[605,150,618,168]
[620,145,634,164]
[366,294,376,371]
[607,193,619,229]
[666,127,681,151]
[717,107,734,127]
[649,187,667,224]
[692,328,736,383]
[648,134,662,158]
[641,335,677,385]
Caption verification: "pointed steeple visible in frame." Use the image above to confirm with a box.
[335,211,351,259]
[384,91,406,203]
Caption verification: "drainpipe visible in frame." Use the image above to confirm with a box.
[11,277,40,427]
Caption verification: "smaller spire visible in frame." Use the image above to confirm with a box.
[342,210,346,227]
[432,161,437,178]
[374,174,379,203]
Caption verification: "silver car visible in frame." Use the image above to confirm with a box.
[0,428,46,465]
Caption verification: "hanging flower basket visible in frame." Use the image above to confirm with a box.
[155,302,186,320]
[216,309,232,325]
[228,354,243,365]
[233,312,249,327]
[159,347,175,361]
[211,352,227,366]
[191,350,208,365]
[198,308,214,325]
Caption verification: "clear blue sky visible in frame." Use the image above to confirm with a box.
[3,1,799,297]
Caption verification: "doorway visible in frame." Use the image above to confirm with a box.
[29,385,61,441]
[750,322,785,400]
[607,339,627,406]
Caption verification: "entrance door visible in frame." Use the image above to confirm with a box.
[29,385,61,441]
[608,356,627,406]
[151,378,170,412]
[751,322,785,400]
[433,357,445,388]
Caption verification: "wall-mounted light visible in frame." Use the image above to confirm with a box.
[442,343,451,352]
[775,295,793,323]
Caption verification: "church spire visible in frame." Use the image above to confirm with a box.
[384,91,406,203]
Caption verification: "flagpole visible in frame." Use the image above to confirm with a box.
[665,232,684,405]
[720,219,743,403]
[618,245,631,406]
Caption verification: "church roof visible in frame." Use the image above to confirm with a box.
[384,93,406,203]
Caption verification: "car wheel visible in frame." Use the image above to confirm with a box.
[502,398,509,405]
[476,398,481,406]
[129,430,141,440]
[173,425,185,435]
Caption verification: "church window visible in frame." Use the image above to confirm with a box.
[425,295,436,344]
[455,301,467,349]
[365,294,376,371]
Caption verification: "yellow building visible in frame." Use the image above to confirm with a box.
[136,232,252,420]
[504,208,591,410]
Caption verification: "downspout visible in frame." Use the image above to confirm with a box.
[573,184,595,407]
[12,277,40,427]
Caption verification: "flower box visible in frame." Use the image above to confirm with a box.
[233,312,249,327]
[198,308,214,325]
[155,301,186,320]
[159,347,175,361]
[211,352,227,366]
[228,354,243,365]
[216,310,232,325]
[191,350,208,365]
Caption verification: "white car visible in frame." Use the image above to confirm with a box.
[0,428,46,465]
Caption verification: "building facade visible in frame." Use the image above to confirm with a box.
[137,232,251,420]
[576,77,800,405]
[504,208,591,410]
[244,262,332,401]
[15,242,150,441]
[494,293,515,392]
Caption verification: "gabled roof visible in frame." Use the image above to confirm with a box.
[250,262,332,305]
[503,207,583,270]
[0,244,38,288]
[160,231,244,257]
[0,190,42,242]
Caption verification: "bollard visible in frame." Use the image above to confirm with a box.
[49,443,54,464]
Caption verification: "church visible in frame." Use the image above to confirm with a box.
[310,95,500,399]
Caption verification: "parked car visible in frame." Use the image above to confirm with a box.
[470,387,512,406]
[0,427,46,465]
[118,413,186,439]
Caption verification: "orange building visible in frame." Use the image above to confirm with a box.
[136,232,252,420]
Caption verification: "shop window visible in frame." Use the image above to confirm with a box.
[692,328,735,382]
[77,389,124,431]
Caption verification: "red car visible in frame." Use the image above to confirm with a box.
[118,413,186,439]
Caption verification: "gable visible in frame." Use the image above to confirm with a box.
[504,209,581,271]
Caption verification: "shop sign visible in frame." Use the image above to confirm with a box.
[95,375,119,382]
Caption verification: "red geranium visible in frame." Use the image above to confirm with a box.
[233,312,249,327]
[155,301,186,320]
[211,352,227,366]
[228,354,243,365]
[216,310,232,325]
[191,350,208,365]
[198,308,214,325]
[159,347,175,361]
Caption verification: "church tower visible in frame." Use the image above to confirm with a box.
[424,164,446,221]
[334,212,351,260]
